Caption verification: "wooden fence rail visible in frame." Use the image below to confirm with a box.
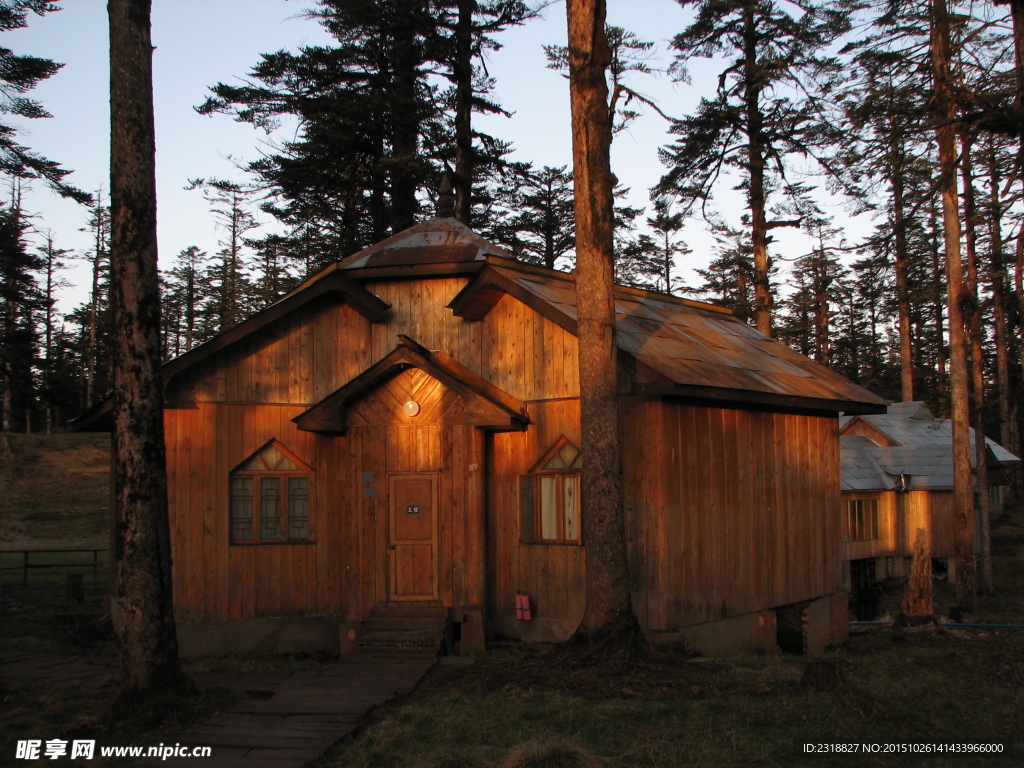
[0,548,108,589]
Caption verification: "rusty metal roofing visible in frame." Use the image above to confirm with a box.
[482,266,887,412]
[337,217,509,269]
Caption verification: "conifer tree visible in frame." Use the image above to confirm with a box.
[199,0,529,264]
[0,1,88,203]
[482,164,576,269]
[657,0,851,336]
[0,202,41,442]
[187,178,258,331]
[561,0,641,655]
[108,0,191,703]
[35,230,70,432]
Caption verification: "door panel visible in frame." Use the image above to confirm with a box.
[388,473,439,601]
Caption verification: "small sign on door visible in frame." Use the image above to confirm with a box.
[406,505,420,515]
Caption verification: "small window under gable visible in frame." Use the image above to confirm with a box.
[520,437,582,545]
[230,441,313,544]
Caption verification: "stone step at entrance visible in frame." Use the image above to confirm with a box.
[359,608,449,651]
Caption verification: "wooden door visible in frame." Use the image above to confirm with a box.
[388,473,439,601]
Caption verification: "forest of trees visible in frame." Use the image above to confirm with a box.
[2,0,1024,507]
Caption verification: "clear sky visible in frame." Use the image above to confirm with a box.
[9,0,826,314]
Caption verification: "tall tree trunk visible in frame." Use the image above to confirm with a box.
[108,0,190,701]
[930,202,949,406]
[563,0,640,653]
[743,0,771,337]
[932,0,975,613]
[983,142,1021,516]
[961,134,993,594]
[998,0,1024,509]
[453,0,474,225]
[984,137,1017,462]
[890,134,915,401]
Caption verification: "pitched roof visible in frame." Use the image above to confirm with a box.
[449,264,887,414]
[840,436,896,492]
[841,401,1020,464]
[72,216,888,429]
[839,402,1021,491]
[335,217,507,270]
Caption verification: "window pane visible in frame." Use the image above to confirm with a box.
[563,475,580,542]
[260,477,281,540]
[866,499,878,540]
[538,476,557,540]
[543,454,566,471]
[288,477,309,539]
[262,444,284,469]
[558,443,579,468]
[229,477,253,542]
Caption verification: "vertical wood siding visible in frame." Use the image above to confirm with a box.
[163,272,847,637]
[620,398,845,631]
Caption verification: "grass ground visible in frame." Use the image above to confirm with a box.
[2,434,1024,767]
[0,432,110,550]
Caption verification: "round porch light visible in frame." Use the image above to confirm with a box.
[403,400,421,417]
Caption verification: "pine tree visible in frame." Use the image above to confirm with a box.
[35,230,70,432]
[108,0,191,704]
[561,0,641,655]
[198,0,529,265]
[657,0,851,336]
[0,1,88,202]
[482,164,576,269]
[161,246,210,358]
[187,178,258,331]
[693,220,760,325]
[0,202,42,443]
[78,194,112,407]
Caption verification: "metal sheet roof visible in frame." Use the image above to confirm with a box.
[486,267,887,412]
[840,402,1021,491]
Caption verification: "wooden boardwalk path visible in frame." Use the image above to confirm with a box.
[0,648,437,768]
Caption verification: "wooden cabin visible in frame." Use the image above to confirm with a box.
[79,214,887,656]
[840,402,1020,609]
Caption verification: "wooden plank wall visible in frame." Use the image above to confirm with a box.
[165,404,325,623]
[489,400,586,628]
[620,398,845,632]
[166,378,489,624]
[843,491,899,562]
[162,272,850,637]
[168,280,579,407]
[902,491,954,558]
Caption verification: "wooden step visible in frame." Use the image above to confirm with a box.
[359,613,448,651]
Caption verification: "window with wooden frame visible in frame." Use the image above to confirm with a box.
[229,441,313,544]
[843,497,879,543]
[519,437,582,544]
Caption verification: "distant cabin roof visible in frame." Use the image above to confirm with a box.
[841,401,1020,463]
[839,402,1021,491]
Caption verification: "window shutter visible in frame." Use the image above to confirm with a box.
[519,475,535,542]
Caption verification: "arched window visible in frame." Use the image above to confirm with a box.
[229,441,312,544]
[519,437,582,544]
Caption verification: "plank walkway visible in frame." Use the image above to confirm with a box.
[0,648,437,768]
